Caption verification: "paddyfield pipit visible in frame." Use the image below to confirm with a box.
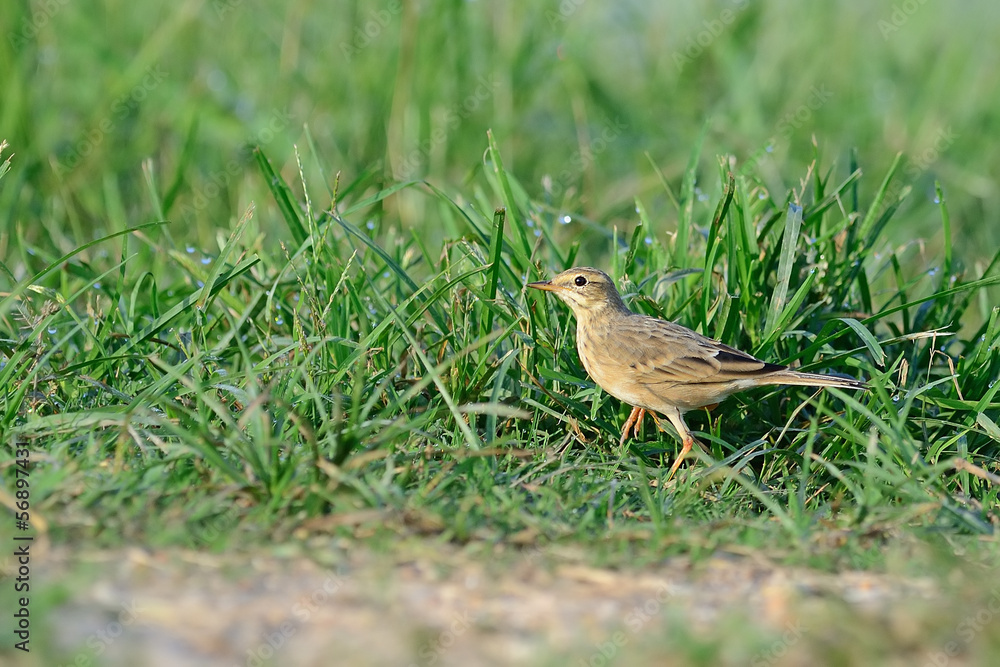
[528,267,867,479]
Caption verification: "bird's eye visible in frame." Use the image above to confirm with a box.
[574,275,588,287]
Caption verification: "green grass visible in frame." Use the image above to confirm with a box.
[2,129,999,551]
[3,1,1000,663]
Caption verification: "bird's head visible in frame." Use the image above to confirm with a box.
[527,267,629,316]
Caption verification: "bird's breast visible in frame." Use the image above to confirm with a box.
[575,321,651,407]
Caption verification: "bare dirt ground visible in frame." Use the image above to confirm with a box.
[12,537,960,667]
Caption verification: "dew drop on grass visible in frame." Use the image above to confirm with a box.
[928,267,938,276]
[366,220,375,230]
[274,316,284,325]
[526,219,534,227]
[644,236,652,246]
[94,282,101,289]
[201,257,211,265]
[562,215,572,224]
[758,192,767,200]
[186,245,195,254]
[892,394,900,402]
[47,326,57,334]
[765,145,774,153]
[197,281,205,288]
[934,196,941,204]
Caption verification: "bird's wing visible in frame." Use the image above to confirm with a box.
[610,316,785,386]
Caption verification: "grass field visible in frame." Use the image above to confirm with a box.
[2,1,1000,665]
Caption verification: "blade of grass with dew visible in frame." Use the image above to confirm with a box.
[764,203,803,342]
[0,221,167,318]
[196,204,254,310]
[124,254,260,351]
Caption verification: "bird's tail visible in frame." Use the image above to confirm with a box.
[766,370,868,391]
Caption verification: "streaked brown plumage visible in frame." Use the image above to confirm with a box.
[528,267,867,479]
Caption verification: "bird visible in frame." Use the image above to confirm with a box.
[527,267,867,479]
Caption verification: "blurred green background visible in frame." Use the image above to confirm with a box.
[2,0,998,267]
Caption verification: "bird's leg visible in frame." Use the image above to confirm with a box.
[662,408,696,482]
[619,406,646,446]
[666,435,694,482]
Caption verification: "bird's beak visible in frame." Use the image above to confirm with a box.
[527,280,559,292]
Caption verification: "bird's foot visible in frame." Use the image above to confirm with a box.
[618,406,646,446]
[665,435,695,482]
